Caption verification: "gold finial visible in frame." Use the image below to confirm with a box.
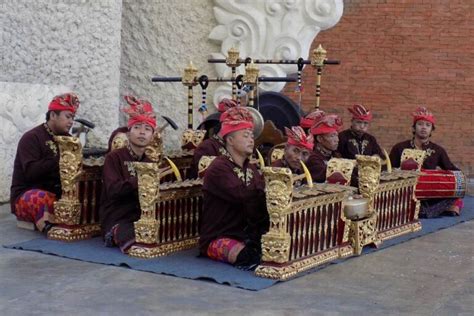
[243,61,259,86]
[182,61,198,86]
[226,47,240,67]
[311,44,327,67]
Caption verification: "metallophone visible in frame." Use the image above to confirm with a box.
[42,135,423,280]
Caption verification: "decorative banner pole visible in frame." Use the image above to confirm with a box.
[311,44,327,110]
[226,47,240,100]
[243,61,260,107]
[182,61,198,129]
[198,75,209,121]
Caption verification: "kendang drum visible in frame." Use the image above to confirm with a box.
[416,169,466,199]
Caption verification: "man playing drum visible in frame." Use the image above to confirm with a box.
[389,107,464,217]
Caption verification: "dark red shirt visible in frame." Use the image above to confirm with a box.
[307,145,341,183]
[271,158,303,175]
[389,139,458,170]
[199,155,268,253]
[338,129,384,159]
[188,135,226,179]
[99,146,152,235]
[10,124,65,213]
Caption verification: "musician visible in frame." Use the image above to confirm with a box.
[10,93,80,233]
[188,98,237,179]
[100,96,156,253]
[338,104,384,159]
[308,112,343,183]
[272,126,314,175]
[389,107,463,217]
[200,107,269,270]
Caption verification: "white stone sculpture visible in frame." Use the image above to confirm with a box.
[209,0,343,105]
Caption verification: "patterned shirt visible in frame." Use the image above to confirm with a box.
[338,129,383,159]
[389,139,458,170]
[199,155,268,253]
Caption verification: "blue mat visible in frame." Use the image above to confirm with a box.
[4,196,474,291]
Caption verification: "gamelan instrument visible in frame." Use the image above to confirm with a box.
[415,169,466,199]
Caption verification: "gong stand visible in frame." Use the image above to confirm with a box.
[208,45,340,110]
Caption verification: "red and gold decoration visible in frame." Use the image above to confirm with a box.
[348,104,373,122]
[123,95,157,129]
[285,126,314,151]
[48,93,80,113]
[219,107,254,138]
[310,113,343,135]
[413,106,436,126]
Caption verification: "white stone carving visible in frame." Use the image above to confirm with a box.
[209,0,343,105]
[0,82,71,202]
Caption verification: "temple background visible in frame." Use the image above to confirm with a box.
[0,0,472,202]
[283,0,474,177]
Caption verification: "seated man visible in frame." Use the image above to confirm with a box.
[100,95,156,253]
[272,126,314,176]
[199,107,269,270]
[308,112,343,183]
[389,106,463,217]
[10,93,80,233]
[338,104,383,159]
[188,98,237,179]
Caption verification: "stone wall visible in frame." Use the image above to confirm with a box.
[0,0,123,201]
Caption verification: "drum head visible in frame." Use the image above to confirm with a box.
[255,92,303,132]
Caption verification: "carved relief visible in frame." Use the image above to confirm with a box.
[133,162,161,244]
[260,167,294,263]
[326,158,356,185]
[356,155,381,200]
[53,136,83,226]
[401,148,426,171]
[181,129,206,149]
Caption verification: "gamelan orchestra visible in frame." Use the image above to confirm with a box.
[10,46,466,280]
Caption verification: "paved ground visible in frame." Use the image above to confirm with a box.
[0,202,473,316]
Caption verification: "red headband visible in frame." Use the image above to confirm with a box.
[413,106,435,125]
[218,98,238,113]
[310,114,343,135]
[219,107,254,138]
[122,95,157,129]
[348,104,372,122]
[285,126,314,151]
[48,93,80,113]
[300,109,325,129]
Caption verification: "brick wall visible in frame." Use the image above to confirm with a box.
[283,0,474,177]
